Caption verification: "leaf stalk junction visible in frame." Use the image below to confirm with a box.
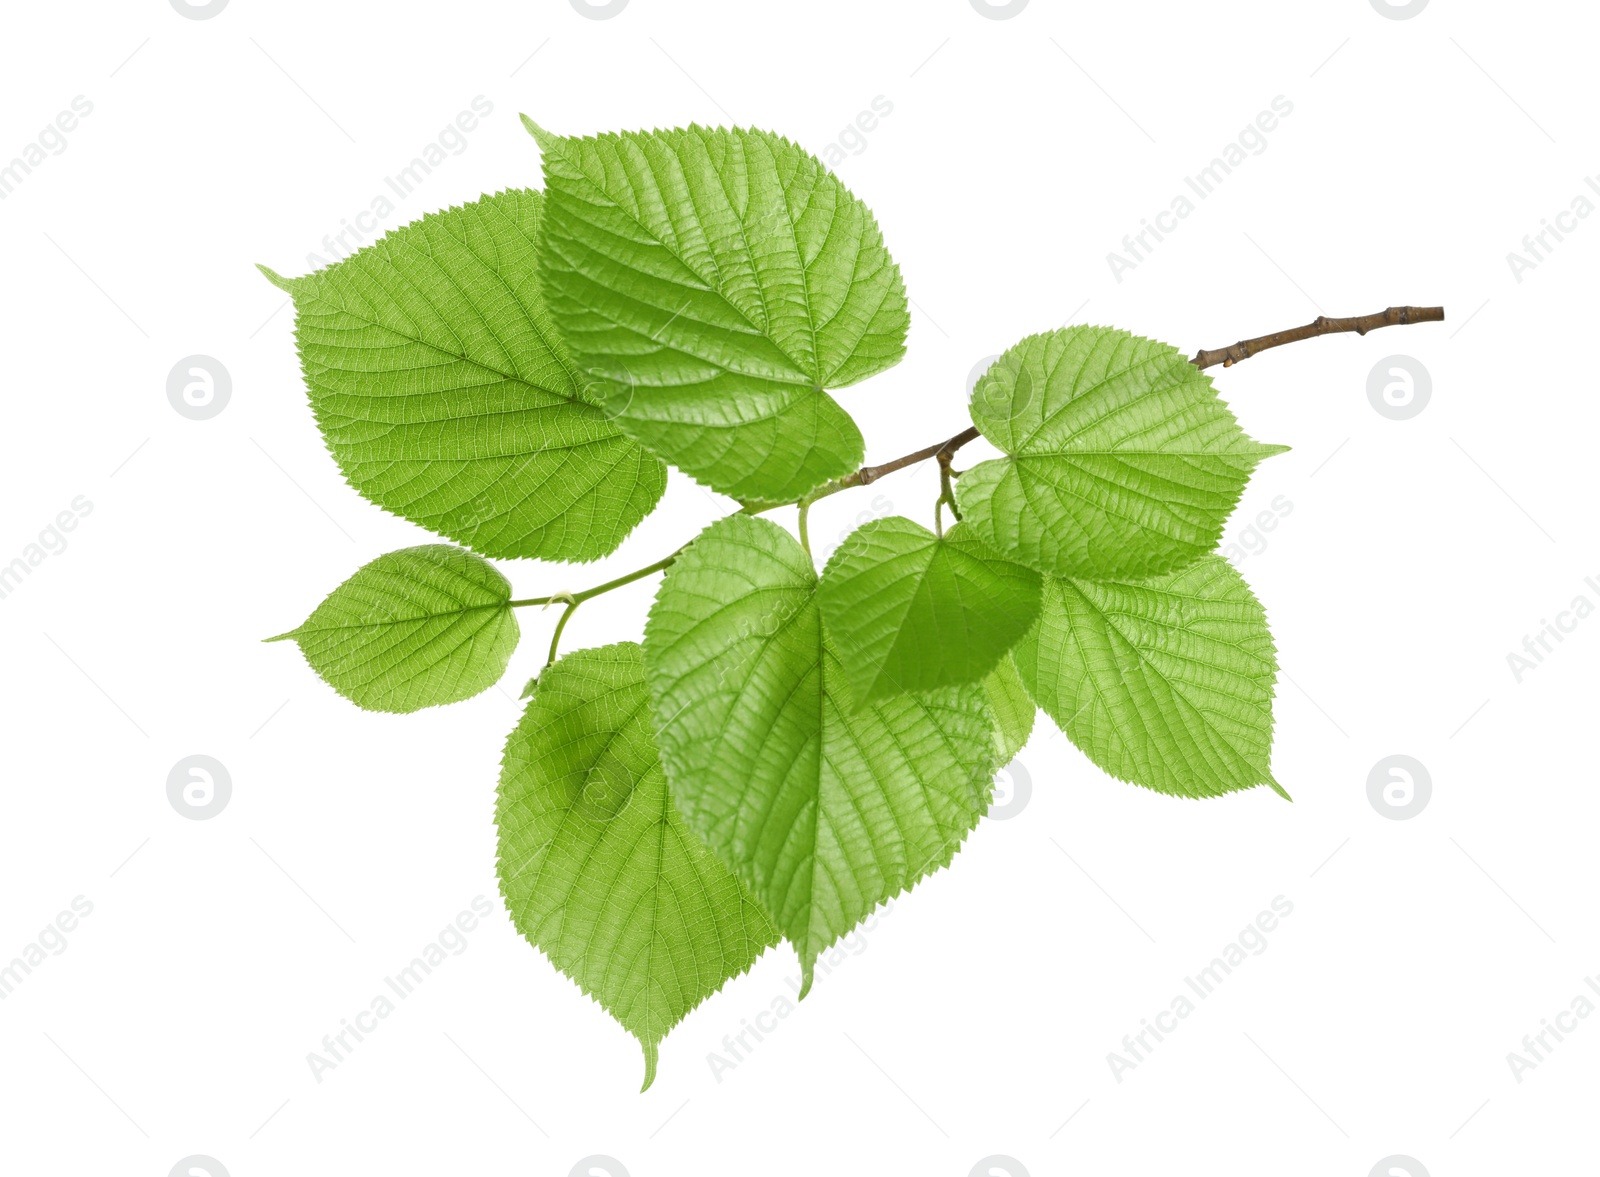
[512,304,1443,661]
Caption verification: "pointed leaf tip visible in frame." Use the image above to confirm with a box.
[256,263,294,292]
[961,326,1285,580]
[1015,556,1279,800]
[519,114,556,148]
[1268,779,1293,802]
[496,644,776,1096]
[276,545,519,712]
[645,515,993,999]
[265,189,667,561]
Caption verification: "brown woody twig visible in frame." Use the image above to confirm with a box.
[1191,305,1444,370]
[763,304,1444,513]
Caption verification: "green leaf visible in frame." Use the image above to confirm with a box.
[817,517,1041,704]
[527,120,909,502]
[643,514,996,993]
[496,642,777,1090]
[983,655,1035,763]
[1013,555,1285,800]
[957,327,1287,580]
[260,188,667,563]
[268,545,518,712]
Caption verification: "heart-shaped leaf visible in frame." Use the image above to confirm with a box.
[528,120,908,501]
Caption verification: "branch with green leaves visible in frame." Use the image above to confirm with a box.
[260,117,1443,1089]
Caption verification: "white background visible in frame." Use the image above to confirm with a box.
[1,1,1594,1174]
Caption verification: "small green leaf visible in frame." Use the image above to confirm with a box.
[1013,555,1284,799]
[263,188,667,563]
[644,514,996,993]
[269,545,518,712]
[817,517,1041,704]
[496,643,777,1090]
[958,326,1287,580]
[983,655,1035,764]
[528,120,908,502]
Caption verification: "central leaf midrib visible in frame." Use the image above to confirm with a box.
[297,271,589,410]
[286,598,506,638]
[1059,576,1271,782]
[550,131,824,386]
[1004,347,1180,452]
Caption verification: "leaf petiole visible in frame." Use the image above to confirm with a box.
[508,551,682,612]
[935,453,962,537]
[546,600,578,667]
[512,550,686,666]
[750,304,1447,520]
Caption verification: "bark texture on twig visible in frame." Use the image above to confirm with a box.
[1191,306,1444,370]
[778,304,1445,510]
